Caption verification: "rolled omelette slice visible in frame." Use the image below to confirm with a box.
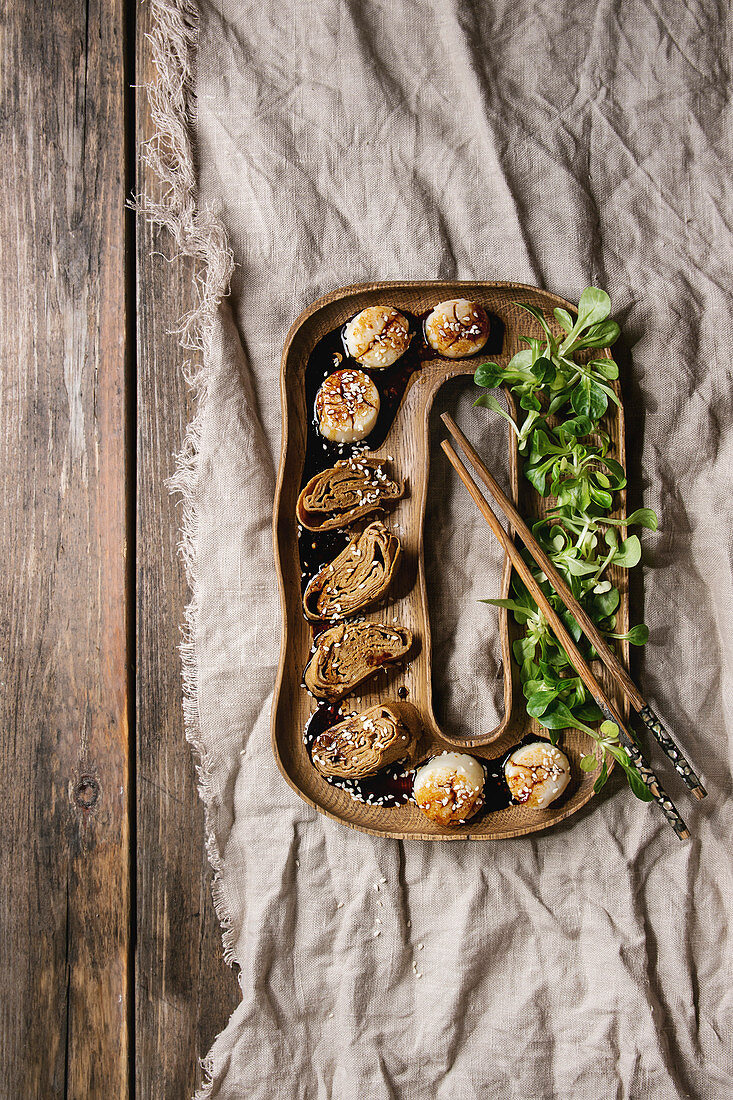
[296,455,403,532]
[303,521,401,622]
[303,619,413,700]
[311,701,421,779]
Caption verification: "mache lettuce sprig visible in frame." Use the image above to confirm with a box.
[474,287,657,800]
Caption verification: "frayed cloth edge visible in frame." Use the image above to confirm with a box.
[136,3,238,1097]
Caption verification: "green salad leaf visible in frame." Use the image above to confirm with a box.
[473,287,658,803]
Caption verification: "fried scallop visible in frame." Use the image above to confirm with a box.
[413,752,486,826]
[504,741,570,808]
[315,368,380,443]
[424,299,490,359]
[344,306,412,369]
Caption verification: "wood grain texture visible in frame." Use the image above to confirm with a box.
[134,4,240,1098]
[0,0,130,1095]
[273,282,629,841]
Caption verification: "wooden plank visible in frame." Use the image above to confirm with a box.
[0,0,130,1096]
[134,4,241,1097]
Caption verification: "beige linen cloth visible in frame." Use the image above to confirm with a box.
[145,1,732,1096]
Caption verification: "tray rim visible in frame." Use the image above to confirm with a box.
[272,280,627,841]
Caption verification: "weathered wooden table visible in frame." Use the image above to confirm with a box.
[0,2,239,1095]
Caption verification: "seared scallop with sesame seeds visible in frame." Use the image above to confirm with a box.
[343,306,412,369]
[413,752,486,826]
[424,299,490,359]
[315,368,380,443]
[504,741,570,809]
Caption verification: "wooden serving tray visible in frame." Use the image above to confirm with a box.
[272,281,628,840]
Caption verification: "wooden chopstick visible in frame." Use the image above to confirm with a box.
[441,438,691,841]
[441,412,707,802]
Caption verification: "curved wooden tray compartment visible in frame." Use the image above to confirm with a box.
[272,281,628,840]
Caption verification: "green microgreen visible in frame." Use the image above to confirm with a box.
[474,287,658,803]
[580,722,654,801]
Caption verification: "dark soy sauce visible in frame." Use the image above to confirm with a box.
[300,311,422,492]
[298,307,505,593]
[298,526,349,596]
[298,311,423,595]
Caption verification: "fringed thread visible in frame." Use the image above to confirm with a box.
[137,3,237,1097]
